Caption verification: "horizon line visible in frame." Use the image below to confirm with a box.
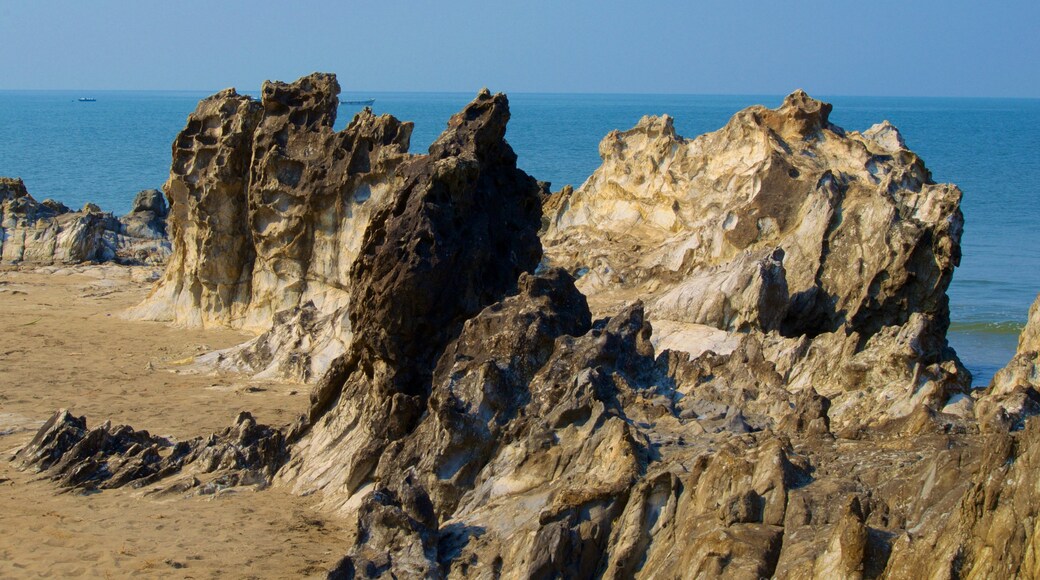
[1,87,1038,101]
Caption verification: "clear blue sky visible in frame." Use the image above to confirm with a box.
[2,0,1037,97]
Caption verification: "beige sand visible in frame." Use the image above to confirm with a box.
[0,265,352,578]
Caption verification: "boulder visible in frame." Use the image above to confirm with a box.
[119,189,169,244]
[129,188,168,217]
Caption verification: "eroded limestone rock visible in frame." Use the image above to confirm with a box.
[279,87,544,514]
[0,178,169,265]
[192,303,350,383]
[14,409,285,494]
[21,84,1040,579]
[543,91,968,430]
[977,293,1040,430]
[300,91,1021,579]
[129,75,413,337]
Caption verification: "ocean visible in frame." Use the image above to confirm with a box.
[2,90,1038,385]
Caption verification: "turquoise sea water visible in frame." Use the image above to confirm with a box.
[2,90,1038,385]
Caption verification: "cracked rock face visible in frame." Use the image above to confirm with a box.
[126,73,414,381]
[301,91,1036,579]
[543,90,968,431]
[279,86,544,513]
[0,177,170,265]
[129,74,413,337]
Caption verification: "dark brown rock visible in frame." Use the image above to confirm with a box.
[15,409,286,494]
[281,87,544,516]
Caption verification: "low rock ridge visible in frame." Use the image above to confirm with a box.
[14,409,285,495]
[0,178,170,265]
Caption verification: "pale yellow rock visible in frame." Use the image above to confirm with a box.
[543,90,968,429]
[125,76,413,381]
[976,293,1040,429]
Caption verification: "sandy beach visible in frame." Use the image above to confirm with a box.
[0,265,353,578]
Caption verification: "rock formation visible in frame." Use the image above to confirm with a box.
[542,91,968,431]
[279,84,544,511]
[120,188,168,240]
[284,89,998,578]
[128,74,413,337]
[15,409,284,495]
[18,79,1040,578]
[125,74,415,381]
[0,178,170,265]
[976,294,1040,430]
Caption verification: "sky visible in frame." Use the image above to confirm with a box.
[1,0,1037,97]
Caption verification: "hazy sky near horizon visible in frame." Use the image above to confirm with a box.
[1,1,1037,97]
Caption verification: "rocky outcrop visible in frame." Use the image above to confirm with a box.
[14,409,285,494]
[275,91,985,578]
[0,178,170,265]
[543,90,968,430]
[120,188,168,240]
[298,91,1007,578]
[128,74,413,337]
[23,83,1040,578]
[976,293,1040,430]
[279,86,544,512]
[128,88,263,328]
[310,268,1040,579]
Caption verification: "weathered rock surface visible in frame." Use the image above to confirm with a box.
[19,83,1040,579]
[120,188,168,239]
[302,91,1038,579]
[14,409,285,494]
[543,90,969,431]
[279,86,544,511]
[976,293,1040,430]
[0,178,170,265]
[878,419,1040,579]
[192,303,350,383]
[128,74,413,338]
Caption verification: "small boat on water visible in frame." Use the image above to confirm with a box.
[77,98,96,102]
[341,99,375,106]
